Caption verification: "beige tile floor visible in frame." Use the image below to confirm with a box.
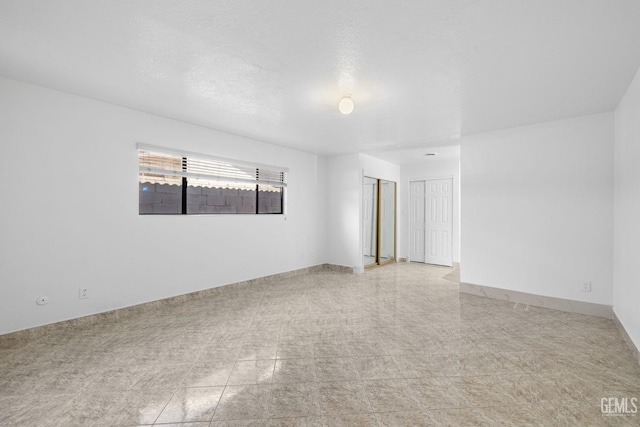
[1,263,639,426]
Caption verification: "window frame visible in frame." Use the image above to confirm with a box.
[138,144,287,216]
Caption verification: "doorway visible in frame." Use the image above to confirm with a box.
[409,177,453,267]
[363,177,396,268]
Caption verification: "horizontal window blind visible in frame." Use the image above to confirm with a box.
[137,143,288,187]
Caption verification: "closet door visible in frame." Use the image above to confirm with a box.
[363,177,395,268]
[362,177,378,267]
[378,180,396,265]
[425,178,453,267]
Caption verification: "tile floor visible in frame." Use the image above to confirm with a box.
[1,263,639,426]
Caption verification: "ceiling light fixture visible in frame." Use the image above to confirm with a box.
[338,95,354,115]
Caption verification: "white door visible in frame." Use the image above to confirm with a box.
[425,178,453,267]
[409,181,426,262]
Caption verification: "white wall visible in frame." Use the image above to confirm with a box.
[360,154,401,184]
[399,151,460,263]
[614,66,640,350]
[325,153,361,270]
[0,77,327,335]
[461,113,614,305]
[324,153,401,272]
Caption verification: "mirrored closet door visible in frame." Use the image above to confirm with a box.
[363,177,396,268]
[363,177,378,267]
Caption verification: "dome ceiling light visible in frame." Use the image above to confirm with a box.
[338,95,354,115]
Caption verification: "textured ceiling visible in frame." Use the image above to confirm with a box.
[1,0,640,156]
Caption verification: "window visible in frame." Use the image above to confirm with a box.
[138,144,287,215]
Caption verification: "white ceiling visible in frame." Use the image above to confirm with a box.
[1,0,640,157]
[368,145,460,166]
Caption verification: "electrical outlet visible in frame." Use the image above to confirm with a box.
[580,282,591,292]
[79,288,88,299]
[36,296,49,305]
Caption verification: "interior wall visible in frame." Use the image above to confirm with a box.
[399,151,461,263]
[360,154,401,183]
[323,153,401,273]
[325,153,361,271]
[0,77,327,335]
[461,113,614,305]
[614,65,640,350]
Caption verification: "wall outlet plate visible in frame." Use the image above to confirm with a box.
[580,282,592,292]
[79,288,88,299]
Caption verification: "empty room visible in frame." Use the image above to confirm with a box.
[1,1,640,426]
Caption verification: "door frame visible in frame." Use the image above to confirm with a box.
[408,175,453,266]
